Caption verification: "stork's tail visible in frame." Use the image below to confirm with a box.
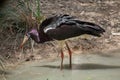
[75,20,105,37]
[57,15,105,37]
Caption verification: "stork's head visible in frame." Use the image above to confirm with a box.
[19,28,40,48]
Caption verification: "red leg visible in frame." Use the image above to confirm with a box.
[60,49,64,70]
[65,41,72,69]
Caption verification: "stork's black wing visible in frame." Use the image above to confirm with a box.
[41,14,105,40]
[40,14,75,30]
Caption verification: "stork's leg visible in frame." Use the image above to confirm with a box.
[58,40,65,70]
[65,41,72,69]
[60,48,64,70]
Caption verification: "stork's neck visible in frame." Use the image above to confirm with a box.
[35,34,41,43]
[29,33,40,43]
[29,29,52,43]
[28,29,39,43]
[33,31,51,43]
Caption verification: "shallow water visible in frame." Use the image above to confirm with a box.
[4,53,120,80]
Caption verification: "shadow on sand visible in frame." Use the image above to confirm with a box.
[36,63,120,70]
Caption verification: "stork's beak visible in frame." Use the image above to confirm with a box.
[19,35,29,49]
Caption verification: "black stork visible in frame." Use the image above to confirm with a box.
[20,14,105,69]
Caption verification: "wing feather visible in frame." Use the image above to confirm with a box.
[40,14,105,40]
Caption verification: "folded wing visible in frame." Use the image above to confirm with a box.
[41,14,105,40]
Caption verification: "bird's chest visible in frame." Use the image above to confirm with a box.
[39,32,52,43]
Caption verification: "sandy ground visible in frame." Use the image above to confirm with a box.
[3,50,120,80]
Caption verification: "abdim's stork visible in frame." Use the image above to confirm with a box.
[20,14,105,69]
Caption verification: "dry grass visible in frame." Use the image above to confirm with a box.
[0,0,45,71]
